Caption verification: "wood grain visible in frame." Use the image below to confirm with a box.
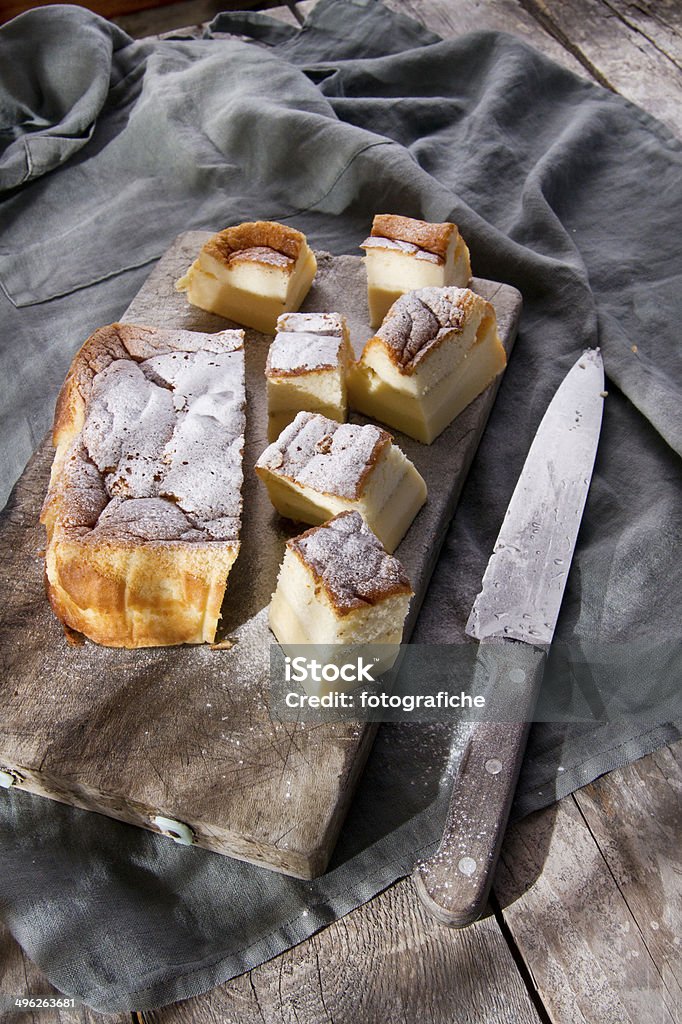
[379,0,588,77]
[494,743,682,1024]
[517,0,682,136]
[142,877,543,1024]
[572,744,682,1015]
[112,0,298,37]
[414,642,547,928]
[0,0,291,29]
[2,3,678,1022]
[0,921,130,1024]
[602,0,681,67]
[0,235,521,879]
[299,0,682,136]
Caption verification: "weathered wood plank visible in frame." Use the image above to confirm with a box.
[600,0,682,67]
[299,0,681,136]
[113,0,299,38]
[377,0,588,77]
[572,743,682,1013]
[518,0,682,136]
[142,877,543,1024]
[494,746,682,1024]
[0,922,130,1024]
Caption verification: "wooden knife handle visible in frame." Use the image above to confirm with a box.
[412,639,546,928]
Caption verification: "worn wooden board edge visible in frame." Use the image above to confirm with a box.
[0,239,521,878]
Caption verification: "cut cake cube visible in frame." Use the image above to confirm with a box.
[176,220,317,334]
[266,312,351,441]
[348,286,506,444]
[361,214,471,327]
[269,511,413,653]
[255,411,427,553]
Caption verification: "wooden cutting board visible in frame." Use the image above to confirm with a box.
[0,233,521,879]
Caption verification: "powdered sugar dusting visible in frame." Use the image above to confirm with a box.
[361,236,441,264]
[59,325,245,544]
[256,412,389,500]
[291,511,412,613]
[93,497,207,542]
[276,312,344,337]
[377,287,469,369]
[229,246,294,270]
[266,332,343,375]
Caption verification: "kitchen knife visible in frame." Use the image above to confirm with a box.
[412,348,605,927]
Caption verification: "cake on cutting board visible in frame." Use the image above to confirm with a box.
[176,220,317,333]
[255,411,427,553]
[7,229,521,877]
[349,286,506,444]
[41,322,245,648]
[269,511,413,653]
[361,214,471,327]
[266,311,351,441]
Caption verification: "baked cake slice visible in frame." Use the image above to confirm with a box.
[349,286,506,444]
[361,214,471,327]
[255,411,426,552]
[269,511,413,652]
[176,220,317,334]
[41,323,246,648]
[266,312,351,441]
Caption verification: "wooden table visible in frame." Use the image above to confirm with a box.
[2,1,680,1022]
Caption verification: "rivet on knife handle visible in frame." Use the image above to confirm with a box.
[412,639,546,928]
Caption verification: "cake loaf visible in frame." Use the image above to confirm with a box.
[41,323,246,648]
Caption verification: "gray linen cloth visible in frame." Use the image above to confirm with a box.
[0,0,680,1011]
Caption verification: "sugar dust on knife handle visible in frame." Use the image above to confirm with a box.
[412,349,605,928]
[412,638,546,927]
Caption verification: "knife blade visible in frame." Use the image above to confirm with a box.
[412,348,604,927]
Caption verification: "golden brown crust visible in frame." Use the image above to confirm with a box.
[203,221,306,268]
[265,358,338,380]
[361,287,491,375]
[42,532,238,647]
[288,511,413,615]
[370,214,457,260]
[42,322,246,648]
[52,324,130,447]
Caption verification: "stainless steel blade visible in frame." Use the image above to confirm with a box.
[466,348,604,645]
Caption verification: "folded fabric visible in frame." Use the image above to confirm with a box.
[0,0,679,1011]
